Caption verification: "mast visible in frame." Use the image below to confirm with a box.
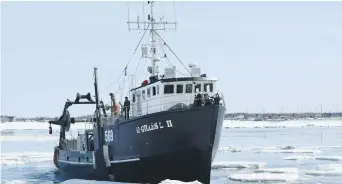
[150,1,157,77]
[127,1,177,78]
[93,67,103,147]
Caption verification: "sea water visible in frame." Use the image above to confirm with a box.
[1,120,342,184]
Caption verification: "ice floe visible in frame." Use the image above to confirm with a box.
[254,167,299,174]
[282,155,315,160]
[211,161,266,169]
[1,180,29,184]
[229,173,299,182]
[317,164,342,171]
[255,148,321,154]
[224,119,342,129]
[159,179,202,184]
[61,179,123,184]
[218,146,243,152]
[1,152,53,166]
[60,179,202,184]
[0,135,58,142]
[0,121,87,131]
[305,163,342,176]
[305,170,342,176]
[315,156,342,161]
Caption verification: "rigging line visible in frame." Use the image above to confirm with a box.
[156,33,188,77]
[99,24,150,95]
[115,76,126,95]
[156,36,173,68]
[156,36,189,77]
[126,23,150,70]
[135,58,149,84]
[155,31,191,75]
[134,31,151,76]
[120,75,126,102]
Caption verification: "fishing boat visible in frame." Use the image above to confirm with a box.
[48,1,226,183]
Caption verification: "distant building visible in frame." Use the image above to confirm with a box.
[8,116,16,122]
[1,115,16,122]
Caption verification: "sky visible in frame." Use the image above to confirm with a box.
[1,1,342,117]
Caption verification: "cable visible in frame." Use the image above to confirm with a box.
[133,31,151,77]
[154,31,191,75]
[99,24,150,95]
[156,36,189,76]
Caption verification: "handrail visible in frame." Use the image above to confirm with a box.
[118,91,221,117]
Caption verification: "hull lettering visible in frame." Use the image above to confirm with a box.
[136,120,173,134]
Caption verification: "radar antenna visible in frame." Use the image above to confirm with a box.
[127,1,177,78]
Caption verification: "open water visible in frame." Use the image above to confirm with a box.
[1,120,342,184]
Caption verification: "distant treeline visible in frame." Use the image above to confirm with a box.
[3,112,342,122]
[225,112,342,120]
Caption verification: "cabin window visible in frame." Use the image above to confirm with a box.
[204,83,213,92]
[176,84,183,93]
[142,90,146,100]
[164,84,174,94]
[157,85,159,94]
[195,84,201,92]
[147,88,151,98]
[133,94,136,102]
[185,84,192,93]
[152,86,156,96]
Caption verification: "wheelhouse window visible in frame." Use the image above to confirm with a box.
[142,90,146,100]
[132,93,136,102]
[204,83,213,92]
[185,84,192,93]
[164,84,174,94]
[176,84,183,93]
[152,86,156,96]
[147,88,151,98]
[195,84,201,92]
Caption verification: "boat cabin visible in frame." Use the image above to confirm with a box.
[130,65,218,117]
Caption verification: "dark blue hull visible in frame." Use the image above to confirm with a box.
[55,104,226,183]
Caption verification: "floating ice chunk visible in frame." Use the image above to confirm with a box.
[159,179,202,184]
[305,163,342,176]
[1,180,29,184]
[0,121,86,131]
[282,155,315,160]
[317,164,342,171]
[61,179,128,184]
[212,161,266,169]
[229,173,299,182]
[305,170,342,176]
[254,167,299,174]
[218,146,243,152]
[60,179,201,184]
[279,145,296,150]
[315,156,342,161]
[1,152,53,166]
[0,135,58,142]
[256,148,321,154]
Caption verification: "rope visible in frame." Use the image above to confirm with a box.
[154,31,191,75]
[99,24,150,95]
[156,35,189,76]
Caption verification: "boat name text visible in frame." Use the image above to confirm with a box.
[136,120,173,134]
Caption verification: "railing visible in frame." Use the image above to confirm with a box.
[117,91,224,118]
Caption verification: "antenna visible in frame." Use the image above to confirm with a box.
[127,1,177,78]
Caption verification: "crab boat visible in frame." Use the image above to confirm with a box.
[48,1,226,184]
